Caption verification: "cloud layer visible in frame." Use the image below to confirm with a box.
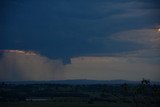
[0,49,159,81]
[64,56,160,81]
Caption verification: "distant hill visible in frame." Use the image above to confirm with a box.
[48,79,140,85]
[2,79,160,85]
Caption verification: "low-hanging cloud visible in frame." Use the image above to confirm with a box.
[0,50,64,81]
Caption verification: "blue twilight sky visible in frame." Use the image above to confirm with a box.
[0,0,160,81]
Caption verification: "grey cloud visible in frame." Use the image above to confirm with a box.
[0,51,64,81]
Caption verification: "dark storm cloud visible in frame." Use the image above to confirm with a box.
[0,0,160,81]
[0,0,159,64]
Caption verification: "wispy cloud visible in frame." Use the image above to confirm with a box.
[112,28,160,47]
[112,28,160,55]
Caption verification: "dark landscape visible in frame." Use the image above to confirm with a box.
[0,79,160,107]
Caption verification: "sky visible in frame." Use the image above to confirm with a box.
[0,0,160,81]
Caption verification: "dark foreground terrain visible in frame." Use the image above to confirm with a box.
[0,80,160,107]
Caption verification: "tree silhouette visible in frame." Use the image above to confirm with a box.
[141,78,150,86]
